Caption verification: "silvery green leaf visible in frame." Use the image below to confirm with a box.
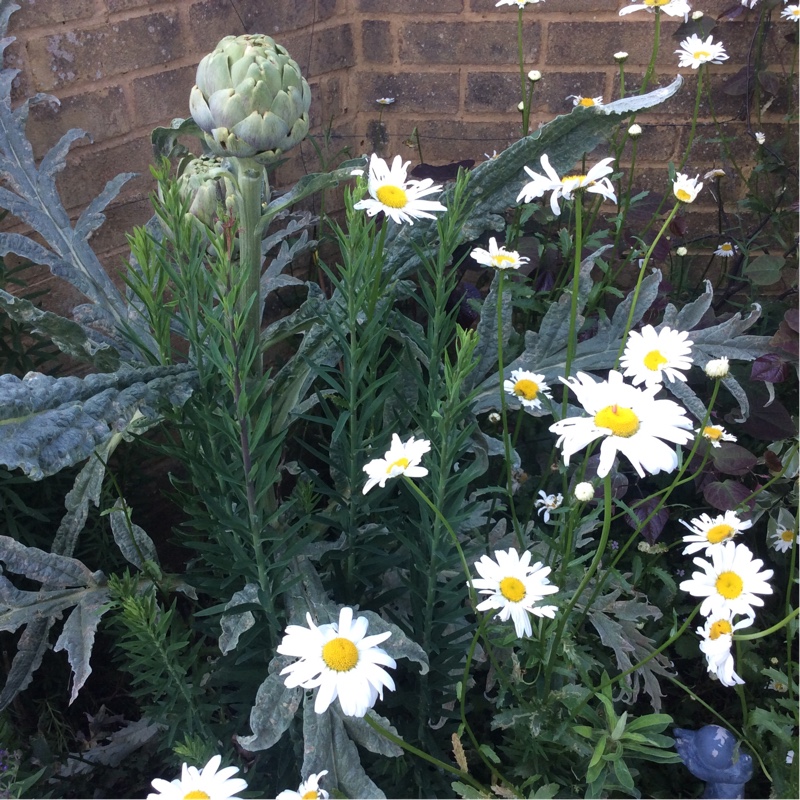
[357,609,429,676]
[108,499,159,571]
[0,580,102,632]
[261,282,327,350]
[0,535,97,587]
[339,708,403,758]
[219,582,260,655]
[235,656,303,752]
[0,288,119,370]
[0,617,53,711]
[598,75,683,114]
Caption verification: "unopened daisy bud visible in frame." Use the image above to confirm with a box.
[528,70,542,82]
[488,412,501,424]
[518,101,525,111]
[704,168,726,180]
[614,51,629,62]
[574,482,595,502]
[705,357,730,379]
[692,10,704,19]
[755,131,766,145]
[676,246,688,256]
[628,123,643,138]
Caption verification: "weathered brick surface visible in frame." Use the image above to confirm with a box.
[284,24,355,76]
[358,0,464,12]
[527,71,608,115]
[132,65,196,128]
[12,0,96,27]
[228,0,341,35]
[355,71,460,114]
[362,20,393,63]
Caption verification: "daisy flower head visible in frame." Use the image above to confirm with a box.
[781,5,800,21]
[574,481,596,502]
[569,94,604,108]
[628,123,643,138]
[614,51,629,62]
[704,356,730,379]
[362,433,431,494]
[680,510,753,556]
[503,369,552,410]
[517,154,616,216]
[278,606,396,717]
[715,242,737,258]
[676,34,729,69]
[769,508,797,554]
[375,97,395,105]
[277,771,329,800]
[680,541,774,618]
[755,131,766,145]
[549,370,694,479]
[353,153,447,225]
[698,424,736,448]
[620,325,693,388]
[528,69,543,81]
[704,168,726,180]
[471,238,529,271]
[147,755,247,800]
[470,548,559,638]
[673,173,703,204]
[496,0,544,6]
[535,491,563,523]
[619,0,691,20]
[697,609,752,687]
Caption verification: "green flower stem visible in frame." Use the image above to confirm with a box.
[614,201,681,367]
[640,10,661,95]
[618,62,626,99]
[679,65,704,170]
[785,532,798,703]
[496,270,524,548]
[734,639,749,727]
[363,714,487,793]
[614,136,639,252]
[563,194,584,385]
[517,8,530,137]
[666,674,773,784]
[544,473,613,694]
[733,607,800,641]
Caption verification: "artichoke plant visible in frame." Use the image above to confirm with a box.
[176,154,231,230]
[189,34,311,164]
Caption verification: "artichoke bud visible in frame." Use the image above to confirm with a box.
[176,155,230,230]
[190,34,311,165]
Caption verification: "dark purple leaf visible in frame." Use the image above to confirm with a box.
[736,394,796,441]
[410,160,474,181]
[703,480,754,513]
[722,66,752,96]
[673,16,717,39]
[758,71,781,96]
[750,353,789,384]
[785,308,799,333]
[718,4,746,21]
[764,450,783,474]
[669,215,689,237]
[769,319,798,360]
[710,443,758,476]
[624,497,669,545]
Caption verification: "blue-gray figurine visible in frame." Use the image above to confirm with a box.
[674,725,753,799]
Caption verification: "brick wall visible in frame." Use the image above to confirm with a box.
[4,0,795,316]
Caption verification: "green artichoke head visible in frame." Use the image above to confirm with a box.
[190,34,312,164]
[176,154,231,230]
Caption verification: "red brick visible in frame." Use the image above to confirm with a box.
[187,1,247,52]
[527,70,608,115]
[25,12,185,92]
[362,20,393,63]
[228,0,341,35]
[283,24,355,76]
[10,0,96,28]
[308,74,345,129]
[412,120,523,165]
[471,0,617,10]
[104,0,161,12]
[357,0,464,12]
[355,71,460,114]
[132,65,196,128]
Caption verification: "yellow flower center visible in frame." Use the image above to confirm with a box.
[675,188,693,202]
[703,426,723,441]
[706,523,735,544]
[709,619,733,640]
[499,576,526,603]
[643,349,668,371]
[693,50,711,60]
[715,571,743,600]
[302,792,320,800]
[644,0,672,6]
[184,793,211,800]
[594,405,640,437]
[376,184,408,209]
[562,174,586,186]
[514,379,539,401]
[780,529,795,542]
[578,97,596,107]
[386,456,410,475]
[719,243,733,253]
[492,253,517,268]
[322,637,359,672]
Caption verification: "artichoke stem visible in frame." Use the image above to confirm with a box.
[234,157,268,375]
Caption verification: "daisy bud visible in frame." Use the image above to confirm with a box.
[574,481,595,502]
[755,131,766,145]
[704,357,730,379]
[528,70,542,82]
[692,10,704,19]
[518,101,525,111]
[614,51,629,62]
[488,412,501,423]
[628,123,643,138]
[676,246,688,256]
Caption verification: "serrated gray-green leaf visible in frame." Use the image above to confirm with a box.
[0,617,53,711]
[53,588,111,704]
[109,499,159,571]
[261,283,327,350]
[339,709,403,758]
[357,609,429,676]
[0,535,98,587]
[235,658,303,752]
[0,581,102,632]
[219,582,260,655]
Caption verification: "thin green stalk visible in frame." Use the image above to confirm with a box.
[639,10,661,95]
[733,607,800,640]
[563,195,584,384]
[614,136,639,252]
[517,8,530,137]
[679,65,704,170]
[785,535,798,703]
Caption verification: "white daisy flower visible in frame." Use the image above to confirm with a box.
[528,69,543,81]
[362,433,431,494]
[697,609,753,687]
[754,131,766,145]
[147,755,247,800]
[470,548,559,638]
[568,94,604,108]
[619,0,691,20]
[676,246,688,256]
[496,0,544,6]
[769,508,797,554]
[698,424,737,447]
[278,606,397,717]
[375,97,395,105]
[574,481,595,502]
[535,491,563,523]
[614,51,629,62]
[353,154,447,225]
[277,771,329,800]
[549,370,694,479]
[517,154,616,216]
[781,5,800,21]
[680,510,753,556]
[503,369,553,410]
[620,325,694,388]
[471,238,529,270]
[679,541,774,619]
[676,34,730,69]
[714,242,737,258]
[704,356,730,379]
[673,173,703,204]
